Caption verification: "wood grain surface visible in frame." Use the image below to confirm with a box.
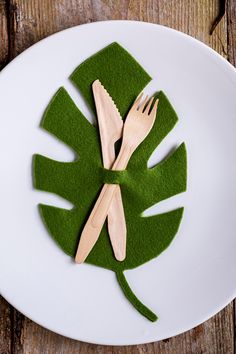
[0,0,8,69]
[0,1,235,353]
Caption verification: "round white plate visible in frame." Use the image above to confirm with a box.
[0,21,236,345]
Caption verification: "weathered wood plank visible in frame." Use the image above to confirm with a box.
[1,0,235,353]
[234,300,236,349]
[7,0,228,59]
[7,0,95,59]
[0,0,8,69]
[227,0,236,66]
[10,309,25,354]
[0,298,11,354]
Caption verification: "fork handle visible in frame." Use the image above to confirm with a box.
[112,144,132,170]
[75,183,117,263]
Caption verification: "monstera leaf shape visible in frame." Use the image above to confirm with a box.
[33,43,187,321]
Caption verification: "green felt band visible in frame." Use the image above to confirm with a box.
[102,168,127,185]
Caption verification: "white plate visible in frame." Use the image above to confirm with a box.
[0,21,236,345]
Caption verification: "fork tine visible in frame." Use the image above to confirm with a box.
[132,92,143,110]
[138,95,149,112]
[144,96,154,114]
[150,99,159,120]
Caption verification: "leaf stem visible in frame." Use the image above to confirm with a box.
[116,271,158,322]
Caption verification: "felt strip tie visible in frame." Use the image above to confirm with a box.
[102,168,127,185]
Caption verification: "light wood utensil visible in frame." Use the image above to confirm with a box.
[75,93,159,264]
[92,79,127,261]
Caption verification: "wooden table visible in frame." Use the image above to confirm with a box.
[0,1,235,353]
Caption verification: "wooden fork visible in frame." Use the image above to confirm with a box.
[75,93,159,264]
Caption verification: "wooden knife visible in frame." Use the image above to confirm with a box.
[92,79,126,261]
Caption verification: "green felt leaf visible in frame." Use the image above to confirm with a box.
[33,42,187,321]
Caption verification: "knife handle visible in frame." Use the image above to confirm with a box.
[107,186,126,261]
[101,143,127,262]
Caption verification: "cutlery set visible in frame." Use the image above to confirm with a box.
[75,80,158,264]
